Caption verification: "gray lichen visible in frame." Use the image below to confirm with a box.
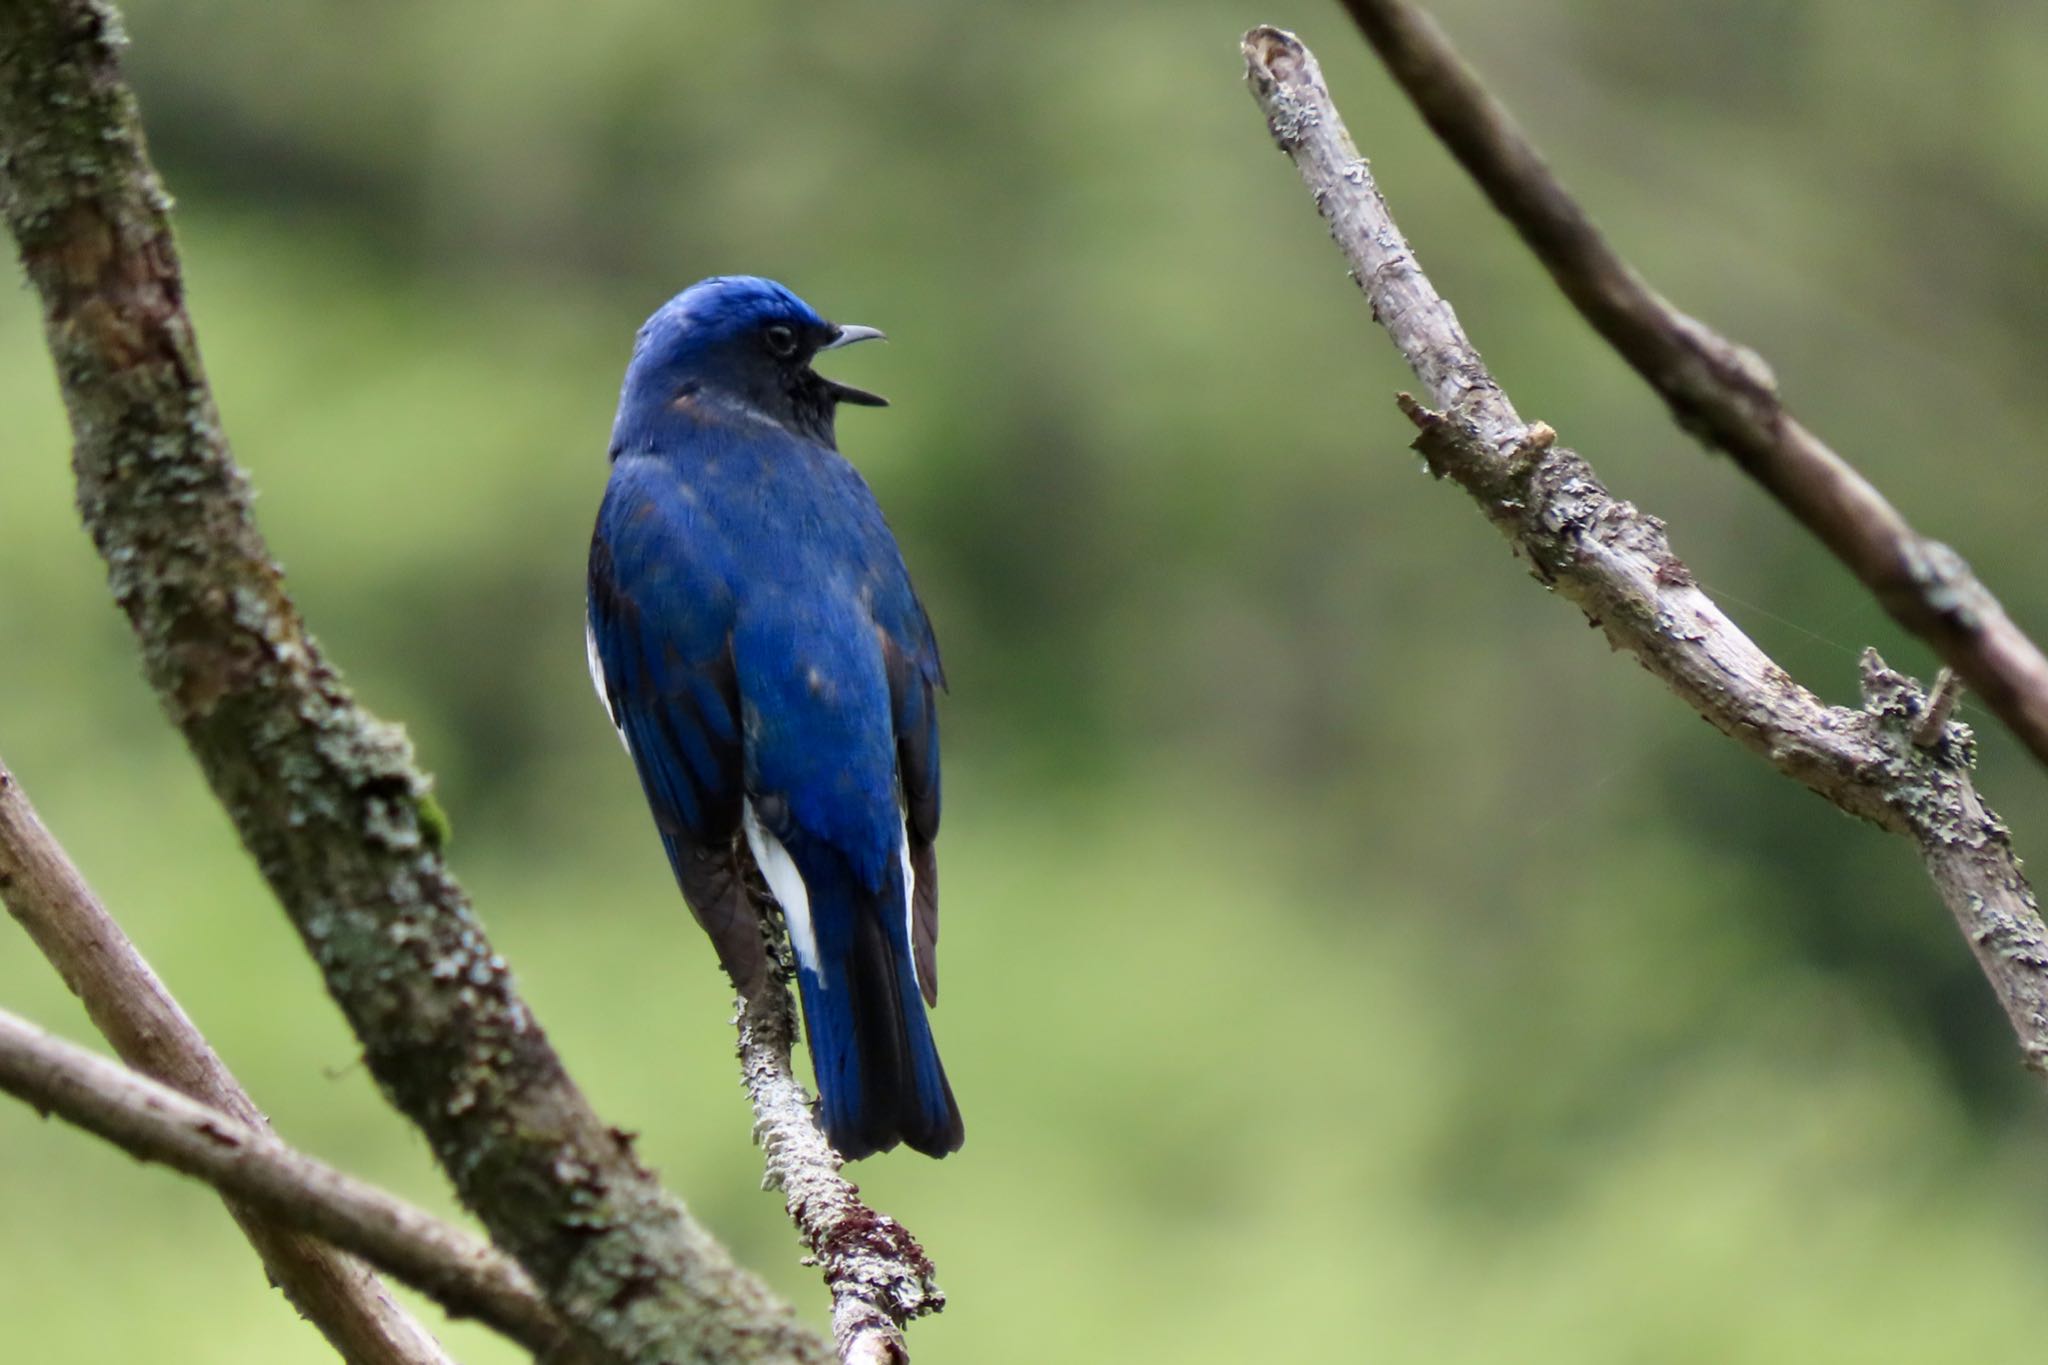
[1248,23,2048,1090]
[1,3,832,1361]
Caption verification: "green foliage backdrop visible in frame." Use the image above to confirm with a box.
[4,1,2048,1359]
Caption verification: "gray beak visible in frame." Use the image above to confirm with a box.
[819,323,886,351]
[815,323,889,406]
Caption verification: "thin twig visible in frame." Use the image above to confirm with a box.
[1243,27,2048,1074]
[1331,0,2048,775]
[735,915,944,1365]
[0,757,460,1364]
[0,4,831,1360]
[0,1005,576,1359]
[1915,670,1965,749]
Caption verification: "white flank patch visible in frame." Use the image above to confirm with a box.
[585,616,630,754]
[744,801,821,983]
[897,805,916,963]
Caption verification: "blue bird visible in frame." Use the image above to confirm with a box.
[586,276,962,1159]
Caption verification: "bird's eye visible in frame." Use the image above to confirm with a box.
[763,324,798,358]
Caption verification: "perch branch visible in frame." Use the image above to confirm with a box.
[0,1005,573,1359]
[1332,0,2048,773]
[1243,28,2048,1072]
[0,3,830,1360]
[0,757,460,1364]
[736,916,944,1365]
[1915,671,1965,750]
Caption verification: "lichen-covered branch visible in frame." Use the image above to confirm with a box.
[1331,0,2048,774]
[0,757,458,1364]
[0,4,830,1360]
[0,1005,574,1358]
[1242,27,2048,1073]
[735,911,943,1365]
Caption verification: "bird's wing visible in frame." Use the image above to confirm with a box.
[588,459,762,993]
[876,579,944,1006]
[798,448,947,1005]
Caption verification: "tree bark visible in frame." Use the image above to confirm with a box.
[0,4,832,1360]
[736,946,943,1365]
[1243,25,2048,1075]
[0,758,460,1364]
[0,1005,574,1359]
[1332,0,2048,774]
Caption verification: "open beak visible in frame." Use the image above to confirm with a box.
[819,323,886,351]
[816,323,889,406]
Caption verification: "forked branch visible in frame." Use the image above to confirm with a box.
[0,1,832,1359]
[0,758,459,1363]
[1243,27,2048,1073]
[0,1005,571,1358]
[1334,0,2048,773]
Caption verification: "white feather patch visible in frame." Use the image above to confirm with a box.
[898,808,916,964]
[585,616,630,755]
[744,801,821,983]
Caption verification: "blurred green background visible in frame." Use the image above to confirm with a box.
[6,0,2048,1359]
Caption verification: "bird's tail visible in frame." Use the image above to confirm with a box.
[793,860,963,1160]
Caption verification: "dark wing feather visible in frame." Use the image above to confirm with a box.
[881,629,942,1005]
[589,495,763,994]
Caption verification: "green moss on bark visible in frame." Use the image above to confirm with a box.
[0,4,831,1360]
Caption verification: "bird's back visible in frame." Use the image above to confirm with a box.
[590,276,959,1158]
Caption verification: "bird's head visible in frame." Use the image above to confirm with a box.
[614,276,887,451]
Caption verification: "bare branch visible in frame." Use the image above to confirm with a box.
[0,756,459,1364]
[0,1005,577,1359]
[1328,0,2048,774]
[0,4,831,1359]
[1243,27,2048,1074]
[737,932,943,1365]
[1915,670,1965,750]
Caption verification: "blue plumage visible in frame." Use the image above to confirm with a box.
[586,277,961,1159]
